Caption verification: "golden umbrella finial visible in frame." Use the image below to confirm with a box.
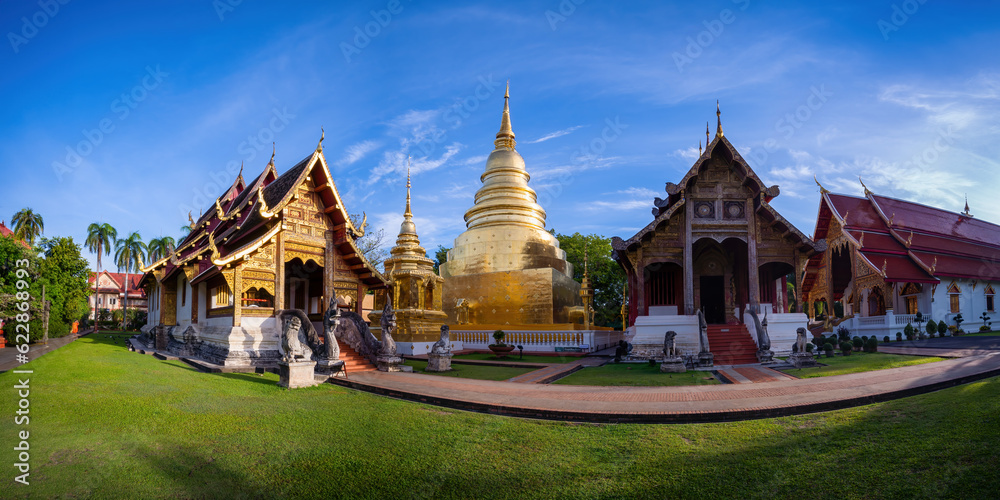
[698,140,702,157]
[705,121,709,147]
[716,100,723,137]
[405,156,412,217]
[494,80,516,150]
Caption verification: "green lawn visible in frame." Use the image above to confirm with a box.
[965,330,1000,337]
[3,335,999,498]
[553,362,720,386]
[404,359,537,381]
[785,352,946,378]
[452,352,580,364]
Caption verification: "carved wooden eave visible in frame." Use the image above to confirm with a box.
[209,223,281,267]
[615,194,687,255]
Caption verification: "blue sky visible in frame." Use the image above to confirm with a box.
[2,0,999,271]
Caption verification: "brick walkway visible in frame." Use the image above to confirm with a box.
[329,352,1000,423]
[507,357,607,384]
[717,365,796,384]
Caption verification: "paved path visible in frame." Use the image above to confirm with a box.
[0,330,91,373]
[329,352,1000,423]
[507,357,607,384]
[717,365,797,384]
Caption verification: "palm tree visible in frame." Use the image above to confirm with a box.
[114,231,147,330]
[147,236,176,261]
[11,208,44,246]
[86,222,118,327]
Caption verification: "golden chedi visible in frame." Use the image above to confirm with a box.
[440,84,580,325]
[369,167,447,353]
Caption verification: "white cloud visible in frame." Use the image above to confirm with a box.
[674,146,700,160]
[523,125,584,144]
[338,140,379,166]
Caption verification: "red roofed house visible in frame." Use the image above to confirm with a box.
[88,270,148,318]
[803,181,999,337]
[0,220,30,248]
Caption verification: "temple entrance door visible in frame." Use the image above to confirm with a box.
[700,275,725,324]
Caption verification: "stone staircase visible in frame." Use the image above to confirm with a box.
[706,324,759,365]
[338,341,377,373]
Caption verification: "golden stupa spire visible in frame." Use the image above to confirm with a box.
[405,156,412,218]
[716,100,724,137]
[494,81,516,150]
[705,121,710,146]
[699,140,702,156]
[963,195,973,217]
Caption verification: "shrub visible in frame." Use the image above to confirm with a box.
[805,342,815,353]
[938,321,948,336]
[648,359,656,367]
[852,337,863,349]
[823,342,834,357]
[925,319,937,336]
[954,313,964,332]
[866,337,878,353]
[837,326,851,342]
[904,323,915,340]
[896,332,903,341]
[840,341,853,356]
[981,312,992,331]
[883,335,890,343]
[492,330,506,346]
[982,325,993,332]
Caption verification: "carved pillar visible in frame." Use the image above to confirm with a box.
[683,203,695,315]
[275,232,285,311]
[233,266,243,327]
[324,229,335,307]
[747,200,760,309]
[356,281,364,314]
[636,264,646,318]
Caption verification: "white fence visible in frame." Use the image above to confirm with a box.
[452,329,623,353]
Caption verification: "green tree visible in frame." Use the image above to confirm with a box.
[433,245,450,274]
[553,232,626,328]
[11,207,44,246]
[147,236,176,261]
[350,213,388,272]
[36,237,93,339]
[86,222,118,323]
[114,231,147,330]
[0,233,40,343]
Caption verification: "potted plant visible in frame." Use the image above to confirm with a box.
[488,329,515,357]
[840,341,853,356]
[823,342,834,358]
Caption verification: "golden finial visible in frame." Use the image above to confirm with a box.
[237,161,244,179]
[963,195,973,217]
[317,127,324,152]
[269,143,275,166]
[859,177,872,196]
[842,210,850,225]
[889,212,895,226]
[705,121,709,146]
[494,81,516,150]
[906,230,913,247]
[187,211,195,229]
[858,231,865,248]
[405,156,412,218]
[698,140,702,156]
[716,100,723,137]
[931,256,938,274]
[881,259,888,277]
[814,175,830,195]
